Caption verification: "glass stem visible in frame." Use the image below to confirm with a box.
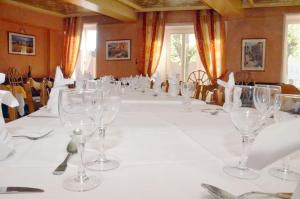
[97,127,106,162]
[282,157,290,172]
[77,135,87,183]
[238,135,250,169]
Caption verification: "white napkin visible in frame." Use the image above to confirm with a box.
[0,73,5,84]
[47,66,74,115]
[153,73,162,95]
[217,72,235,112]
[293,183,300,199]
[248,118,300,169]
[0,73,18,160]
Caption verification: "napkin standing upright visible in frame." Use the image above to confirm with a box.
[47,66,74,115]
[217,72,235,112]
[168,73,179,97]
[0,73,19,160]
[153,73,162,95]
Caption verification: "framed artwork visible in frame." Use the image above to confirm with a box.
[241,38,266,71]
[106,39,130,60]
[8,32,36,56]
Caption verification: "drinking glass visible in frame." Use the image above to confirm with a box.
[223,85,265,179]
[86,84,121,171]
[254,84,281,119]
[59,89,100,192]
[180,82,195,112]
[269,94,300,181]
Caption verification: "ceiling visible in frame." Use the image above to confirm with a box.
[3,0,300,21]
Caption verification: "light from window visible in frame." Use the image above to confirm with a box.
[287,24,300,86]
[73,23,97,80]
[157,25,204,81]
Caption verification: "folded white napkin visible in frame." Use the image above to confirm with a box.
[248,118,300,169]
[0,74,18,160]
[293,183,300,199]
[217,72,235,112]
[47,66,74,115]
[153,73,162,95]
[0,73,5,84]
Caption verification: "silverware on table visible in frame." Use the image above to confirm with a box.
[201,183,292,199]
[52,137,78,175]
[12,130,54,140]
[27,115,58,118]
[0,187,44,194]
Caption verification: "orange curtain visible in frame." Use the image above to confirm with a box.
[194,10,226,82]
[62,17,82,78]
[142,12,165,76]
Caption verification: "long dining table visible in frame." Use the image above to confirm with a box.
[0,89,299,199]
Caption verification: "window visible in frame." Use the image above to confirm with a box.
[73,23,97,79]
[283,15,300,87]
[157,25,204,81]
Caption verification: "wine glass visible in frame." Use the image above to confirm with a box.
[269,94,300,181]
[59,89,100,192]
[254,84,281,119]
[86,84,121,171]
[180,82,195,112]
[224,85,265,179]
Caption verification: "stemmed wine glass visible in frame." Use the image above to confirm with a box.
[180,82,195,112]
[269,94,300,181]
[224,85,267,179]
[59,89,100,192]
[86,83,121,171]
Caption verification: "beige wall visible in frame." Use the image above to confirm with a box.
[0,3,63,78]
[226,6,300,83]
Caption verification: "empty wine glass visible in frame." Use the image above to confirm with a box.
[86,84,121,171]
[59,89,99,192]
[180,82,195,112]
[224,85,265,179]
[269,94,300,181]
[254,84,281,119]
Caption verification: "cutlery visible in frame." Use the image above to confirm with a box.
[12,130,54,140]
[52,137,78,175]
[0,187,44,194]
[27,115,58,118]
[201,183,292,199]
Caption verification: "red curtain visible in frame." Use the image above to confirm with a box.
[194,10,226,82]
[62,17,82,77]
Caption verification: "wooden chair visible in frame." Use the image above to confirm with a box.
[161,80,169,92]
[23,83,35,113]
[188,70,211,85]
[40,79,49,106]
[235,71,254,85]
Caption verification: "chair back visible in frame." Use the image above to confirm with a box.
[235,71,254,85]
[280,83,300,94]
[161,80,169,92]
[188,70,211,85]
[7,67,23,86]
[23,83,35,113]
[40,79,49,106]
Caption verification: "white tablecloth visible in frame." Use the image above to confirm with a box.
[0,90,298,198]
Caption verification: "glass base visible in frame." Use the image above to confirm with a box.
[63,175,100,192]
[86,157,120,171]
[223,165,259,179]
[269,167,300,181]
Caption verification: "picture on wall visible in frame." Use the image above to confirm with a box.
[106,39,130,60]
[8,32,36,56]
[241,39,266,71]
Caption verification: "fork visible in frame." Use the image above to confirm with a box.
[12,130,54,140]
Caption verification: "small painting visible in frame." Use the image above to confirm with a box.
[106,40,130,60]
[8,32,35,56]
[241,39,266,71]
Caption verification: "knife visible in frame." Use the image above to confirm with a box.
[0,187,44,194]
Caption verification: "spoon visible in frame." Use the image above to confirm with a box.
[52,137,78,175]
[201,183,292,199]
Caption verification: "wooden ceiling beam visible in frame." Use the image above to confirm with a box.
[116,0,143,11]
[137,5,210,12]
[63,0,137,22]
[200,0,242,16]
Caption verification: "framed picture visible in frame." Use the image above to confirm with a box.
[241,39,266,71]
[106,39,130,60]
[8,32,36,56]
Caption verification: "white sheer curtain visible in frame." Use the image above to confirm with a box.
[72,23,97,80]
